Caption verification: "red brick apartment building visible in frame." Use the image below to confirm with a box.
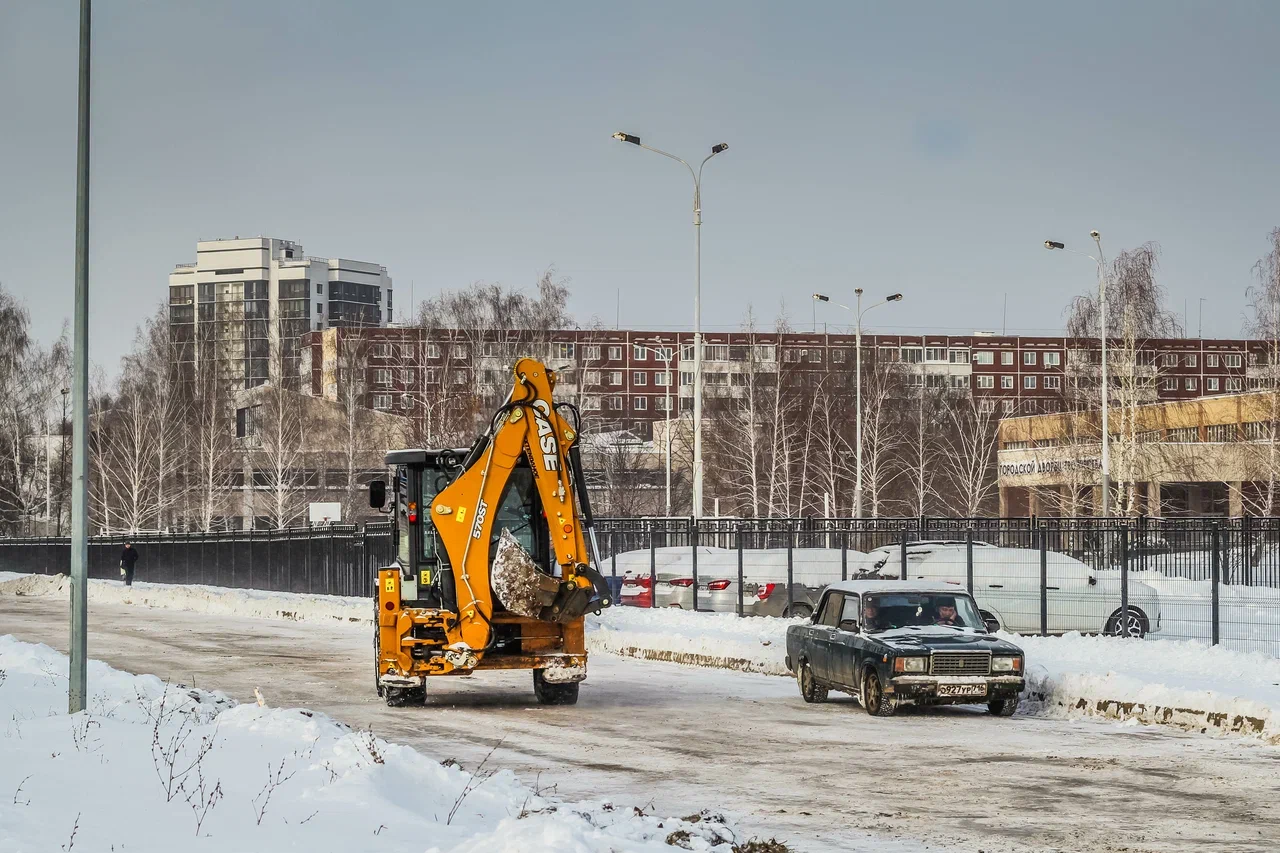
[300,327,1265,439]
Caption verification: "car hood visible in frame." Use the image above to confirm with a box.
[869,626,1022,655]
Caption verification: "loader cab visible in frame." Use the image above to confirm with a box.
[374,448,550,609]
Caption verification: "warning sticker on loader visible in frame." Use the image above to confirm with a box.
[455,506,467,524]
[420,570,432,586]
[384,577,395,593]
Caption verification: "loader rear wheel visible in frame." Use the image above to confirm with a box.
[384,686,425,707]
[533,669,580,706]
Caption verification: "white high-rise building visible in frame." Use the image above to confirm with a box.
[168,237,392,388]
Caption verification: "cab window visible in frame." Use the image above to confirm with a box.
[488,467,546,569]
[839,595,862,628]
[818,592,844,627]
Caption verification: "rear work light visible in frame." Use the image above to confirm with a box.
[668,578,694,588]
[707,579,731,591]
[756,582,777,601]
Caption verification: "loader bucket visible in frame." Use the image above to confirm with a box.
[491,529,558,619]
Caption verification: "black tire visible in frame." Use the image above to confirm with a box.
[980,611,1001,634]
[533,670,580,706]
[862,670,897,717]
[784,603,813,619]
[1104,607,1149,639]
[384,686,425,707]
[988,697,1019,717]
[796,661,828,703]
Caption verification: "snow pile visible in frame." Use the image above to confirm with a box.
[0,573,371,625]
[0,635,758,852]
[1110,570,1280,655]
[587,606,793,675]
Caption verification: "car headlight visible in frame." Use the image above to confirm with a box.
[992,656,1022,673]
[893,656,927,673]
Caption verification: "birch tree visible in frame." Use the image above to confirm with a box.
[1243,227,1280,515]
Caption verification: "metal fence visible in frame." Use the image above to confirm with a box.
[594,516,1280,658]
[0,523,395,599]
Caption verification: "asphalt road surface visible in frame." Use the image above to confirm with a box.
[2,595,1278,853]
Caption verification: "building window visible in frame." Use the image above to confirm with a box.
[1185,354,1197,368]
[608,395,623,411]
[832,348,846,363]
[554,342,574,360]
[976,375,994,389]
[610,371,624,386]
[1161,353,1177,367]
[1043,375,1062,390]
[634,396,648,410]
[583,345,601,361]
[950,375,969,389]
[978,399,997,413]
[1001,375,1014,389]
[633,371,648,386]
[1206,353,1219,367]
[924,347,947,362]
[1023,376,1037,389]
[1002,399,1015,414]
[582,396,601,411]
[1245,421,1270,440]
[1207,423,1235,442]
[680,371,694,386]
[1185,377,1198,391]
[1168,427,1199,443]
[425,343,440,359]
[878,346,898,362]
[1161,377,1176,391]
[680,344,695,360]
[753,344,776,362]
[655,396,671,412]
[584,370,601,385]
[452,372,467,385]
[373,394,392,410]
[900,347,923,363]
[1208,377,1220,391]
[704,344,729,361]
[316,282,323,294]
[400,394,414,410]
[608,345,623,361]
[948,349,969,364]
[451,345,467,360]
[633,344,647,361]
[373,343,391,358]
[1043,352,1061,366]
[424,368,438,384]
[1228,377,1243,391]
[974,351,994,365]
[1023,352,1036,366]
[1225,354,1242,368]
[400,368,415,384]
[1001,351,1014,365]
[315,303,322,315]
[655,370,671,386]
[375,369,392,387]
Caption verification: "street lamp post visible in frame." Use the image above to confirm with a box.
[1045,233,1111,514]
[635,340,674,516]
[612,132,728,517]
[813,291,904,518]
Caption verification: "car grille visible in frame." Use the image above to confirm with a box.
[930,652,991,676]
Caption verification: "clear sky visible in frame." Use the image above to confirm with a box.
[3,1,1279,372]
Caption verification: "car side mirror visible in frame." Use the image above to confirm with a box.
[369,479,387,509]
[839,619,859,633]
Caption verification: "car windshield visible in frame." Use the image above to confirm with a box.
[861,592,983,632]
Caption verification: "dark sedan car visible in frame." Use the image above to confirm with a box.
[785,581,1026,717]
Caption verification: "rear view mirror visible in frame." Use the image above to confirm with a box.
[369,479,387,509]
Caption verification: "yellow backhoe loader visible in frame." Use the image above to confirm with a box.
[368,357,613,705]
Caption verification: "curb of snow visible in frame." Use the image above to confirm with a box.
[4,573,1277,744]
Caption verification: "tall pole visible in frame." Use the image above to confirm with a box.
[1094,232,1111,516]
[69,0,91,714]
[663,349,672,516]
[692,182,704,517]
[854,289,864,518]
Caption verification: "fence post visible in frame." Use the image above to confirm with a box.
[1242,513,1253,586]
[899,531,908,581]
[1119,525,1130,638]
[1211,521,1221,646]
[1039,525,1048,636]
[786,528,795,616]
[610,531,617,579]
[691,519,700,612]
[649,525,657,610]
[966,526,975,594]
[1137,512,1148,573]
[840,531,848,582]
[736,528,745,618]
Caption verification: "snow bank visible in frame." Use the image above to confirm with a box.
[587,606,793,675]
[0,635,758,852]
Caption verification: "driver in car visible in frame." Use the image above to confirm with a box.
[934,597,961,626]
[862,600,882,631]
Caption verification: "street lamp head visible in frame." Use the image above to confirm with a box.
[812,293,830,302]
[612,131,641,145]
[1090,230,1100,240]
[886,293,903,302]
[1045,240,1065,250]
[711,143,728,154]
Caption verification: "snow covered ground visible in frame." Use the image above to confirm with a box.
[4,572,1279,743]
[0,635,771,853]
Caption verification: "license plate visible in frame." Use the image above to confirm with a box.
[937,684,987,697]
[697,585,710,593]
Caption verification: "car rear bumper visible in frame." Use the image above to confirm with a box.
[887,674,1025,705]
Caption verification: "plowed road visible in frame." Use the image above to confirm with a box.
[2,596,1277,853]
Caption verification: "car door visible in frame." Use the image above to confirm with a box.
[808,591,845,682]
[831,594,864,690]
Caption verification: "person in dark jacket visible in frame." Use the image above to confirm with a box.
[120,543,139,587]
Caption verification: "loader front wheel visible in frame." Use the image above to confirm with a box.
[384,686,425,707]
[533,669,580,706]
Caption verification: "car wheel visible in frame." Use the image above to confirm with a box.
[1104,607,1150,639]
[980,611,1001,634]
[987,697,1019,717]
[796,661,828,703]
[533,669,580,706]
[862,670,897,717]
[384,686,425,707]
[784,603,813,619]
